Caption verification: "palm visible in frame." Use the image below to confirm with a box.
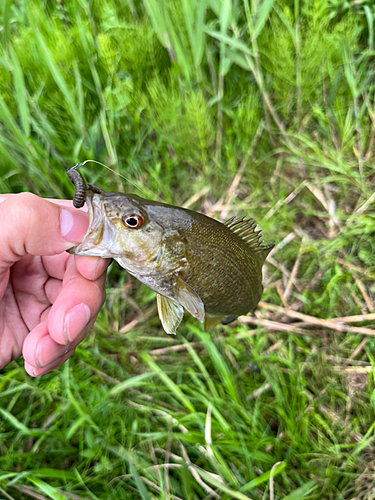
[0,251,108,376]
[0,253,68,365]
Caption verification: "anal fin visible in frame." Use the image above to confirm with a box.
[204,315,222,332]
[157,294,184,335]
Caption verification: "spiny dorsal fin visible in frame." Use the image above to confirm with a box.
[224,215,274,258]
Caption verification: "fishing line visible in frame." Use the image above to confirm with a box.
[69,159,149,197]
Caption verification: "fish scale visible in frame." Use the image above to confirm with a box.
[183,223,262,316]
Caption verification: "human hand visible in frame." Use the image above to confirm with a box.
[0,193,111,377]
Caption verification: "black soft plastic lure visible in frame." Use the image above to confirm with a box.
[67,163,104,208]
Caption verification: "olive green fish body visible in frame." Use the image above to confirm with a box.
[68,177,273,334]
[180,217,266,316]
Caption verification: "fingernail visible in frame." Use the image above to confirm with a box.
[60,209,88,242]
[64,303,91,343]
[35,336,71,368]
[24,362,36,377]
[92,257,101,281]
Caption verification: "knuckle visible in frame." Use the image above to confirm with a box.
[9,193,40,227]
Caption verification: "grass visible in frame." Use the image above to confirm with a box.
[1,0,375,498]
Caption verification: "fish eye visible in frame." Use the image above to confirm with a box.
[122,214,144,229]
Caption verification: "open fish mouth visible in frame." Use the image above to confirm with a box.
[67,191,115,257]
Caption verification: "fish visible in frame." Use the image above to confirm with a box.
[67,165,274,334]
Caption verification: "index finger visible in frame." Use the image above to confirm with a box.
[0,195,87,211]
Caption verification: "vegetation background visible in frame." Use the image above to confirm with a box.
[1,0,375,498]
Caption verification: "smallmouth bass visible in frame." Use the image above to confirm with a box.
[67,165,274,334]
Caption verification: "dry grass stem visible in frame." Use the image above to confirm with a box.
[247,383,272,400]
[330,313,375,323]
[267,257,292,278]
[346,338,368,365]
[183,186,210,209]
[336,258,368,275]
[353,276,374,311]
[150,341,203,356]
[353,192,375,215]
[0,486,16,500]
[270,462,285,500]
[326,355,370,366]
[140,476,184,500]
[258,302,375,336]
[265,185,306,221]
[178,442,220,498]
[283,240,304,303]
[240,317,313,336]
[11,485,91,500]
[220,120,264,219]
[164,431,172,495]
[333,366,373,373]
[276,284,289,307]
[10,486,48,500]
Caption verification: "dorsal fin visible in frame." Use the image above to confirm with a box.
[224,216,274,259]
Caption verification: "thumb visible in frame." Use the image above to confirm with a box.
[0,193,88,263]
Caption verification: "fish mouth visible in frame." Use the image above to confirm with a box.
[68,190,116,258]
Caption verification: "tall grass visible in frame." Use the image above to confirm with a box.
[1,0,375,498]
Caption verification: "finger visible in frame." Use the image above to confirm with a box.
[22,322,70,367]
[0,193,89,266]
[0,196,88,210]
[74,255,112,281]
[42,254,111,282]
[44,253,111,282]
[25,349,76,377]
[23,320,91,369]
[44,278,63,305]
[42,253,70,280]
[47,258,106,345]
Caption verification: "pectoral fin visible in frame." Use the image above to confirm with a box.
[174,277,205,323]
[157,294,184,335]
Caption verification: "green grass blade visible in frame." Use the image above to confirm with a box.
[143,354,196,413]
[183,337,219,398]
[219,0,231,78]
[204,30,253,56]
[27,478,68,500]
[1,0,12,45]
[181,0,196,61]
[253,0,277,39]
[9,46,30,137]
[128,456,152,500]
[283,480,318,500]
[0,408,32,435]
[142,0,167,46]
[108,372,156,396]
[72,60,84,128]
[239,462,286,491]
[34,30,79,127]
[195,0,206,66]
[192,329,240,404]
[0,94,26,146]
[364,5,374,50]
